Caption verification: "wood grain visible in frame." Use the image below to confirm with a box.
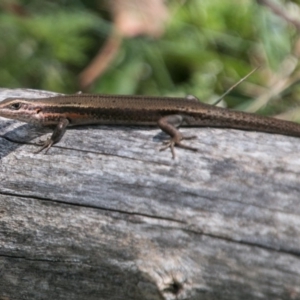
[0,88,300,300]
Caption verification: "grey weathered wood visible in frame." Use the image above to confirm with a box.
[1,88,300,300]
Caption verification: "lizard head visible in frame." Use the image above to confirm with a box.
[0,98,42,124]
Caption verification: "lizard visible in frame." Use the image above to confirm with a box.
[0,93,300,158]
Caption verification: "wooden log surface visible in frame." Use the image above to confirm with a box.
[0,88,300,300]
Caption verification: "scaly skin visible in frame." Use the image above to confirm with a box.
[1,94,300,158]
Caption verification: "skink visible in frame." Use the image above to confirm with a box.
[0,93,300,158]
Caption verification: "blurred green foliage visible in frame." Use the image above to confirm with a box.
[1,0,300,117]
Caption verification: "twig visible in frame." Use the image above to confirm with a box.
[79,31,122,89]
[212,66,260,106]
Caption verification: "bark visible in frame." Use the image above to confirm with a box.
[0,88,300,300]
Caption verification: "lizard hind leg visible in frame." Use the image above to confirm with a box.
[157,115,198,159]
[186,95,200,102]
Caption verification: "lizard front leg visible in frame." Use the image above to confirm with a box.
[35,118,69,154]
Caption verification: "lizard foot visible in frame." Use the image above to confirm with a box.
[34,138,54,154]
[159,135,198,159]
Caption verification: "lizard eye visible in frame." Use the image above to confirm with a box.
[10,103,21,110]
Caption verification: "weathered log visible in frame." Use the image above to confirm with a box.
[0,88,300,300]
